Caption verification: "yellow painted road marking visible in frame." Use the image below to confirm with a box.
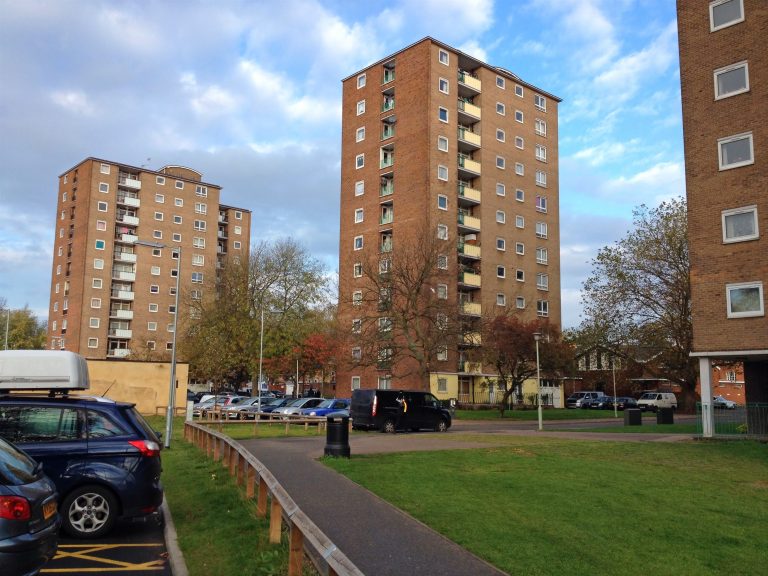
[41,543,166,573]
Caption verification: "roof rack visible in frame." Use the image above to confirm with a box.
[0,351,90,392]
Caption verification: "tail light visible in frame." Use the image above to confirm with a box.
[0,496,31,520]
[129,440,161,457]
[372,395,378,416]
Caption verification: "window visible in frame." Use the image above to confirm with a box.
[437,136,449,151]
[515,136,524,149]
[354,208,364,223]
[436,347,448,362]
[234,210,242,220]
[100,163,110,174]
[710,0,744,31]
[437,224,449,240]
[356,127,365,142]
[534,94,547,111]
[726,282,763,318]
[536,170,547,187]
[172,180,183,190]
[536,222,548,239]
[354,181,364,196]
[496,102,505,115]
[438,165,448,181]
[715,61,749,99]
[378,317,392,332]
[722,206,759,243]
[97,201,108,212]
[352,291,362,306]
[151,266,161,276]
[351,376,361,390]
[149,303,159,312]
[497,293,506,306]
[92,278,102,289]
[536,144,547,162]
[174,197,183,207]
[536,195,548,212]
[193,236,205,248]
[438,49,449,65]
[95,240,105,250]
[352,319,361,334]
[88,338,98,348]
[89,317,99,328]
[516,296,526,309]
[150,285,160,294]
[496,237,506,251]
[172,233,181,242]
[154,211,164,221]
[96,220,107,231]
[153,230,162,239]
[438,195,448,210]
[496,128,505,142]
[515,162,524,176]
[515,110,524,123]
[439,77,449,93]
[191,290,202,301]
[354,235,363,250]
[496,76,505,89]
[156,176,165,185]
[496,210,506,224]
[516,242,525,255]
[535,118,547,136]
[356,100,365,115]
[516,189,525,202]
[147,322,157,331]
[353,262,363,278]
[357,73,366,88]
[437,255,448,269]
[536,247,548,264]
[194,220,206,231]
[515,85,523,97]
[155,193,165,203]
[516,269,525,282]
[173,215,182,224]
[234,241,241,249]
[437,377,448,392]
[90,298,101,309]
[497,265,506,278]
[496,183,505,197]
[537,273,549,291]
[436,284,448,299]
[516,215,525,229]
[192,254,204,267]
[438,107,448,123]
[355,154,365,169]
[195,185,208,197]
[195,202,207,214]
[93,258,104,270]
[191,272,204,283]
[718,132,754,170]
[537,300,549,317]
[496,156,506,169]
[99,182,109,193]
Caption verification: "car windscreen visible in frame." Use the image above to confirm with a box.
[0,436,38,485]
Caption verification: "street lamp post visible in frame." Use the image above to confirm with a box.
[257,307,264,412]
[136,240,180,449]
[534,332,543,431]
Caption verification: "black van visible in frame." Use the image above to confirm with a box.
[351,389,452,433]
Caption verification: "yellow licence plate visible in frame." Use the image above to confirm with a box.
[43,500,57,520]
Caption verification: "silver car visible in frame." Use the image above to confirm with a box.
[271,397,324,418]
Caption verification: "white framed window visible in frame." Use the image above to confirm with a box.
[718,132,754,170]
[496,156,506,169]
[515,136,524,149]
[516,296,526,309]
[175,197,183,207]
[378,317,393,332]
[722,206,759,243]
[93,258,104,270]
[351,347,362,362]
[89,317,100,328]
[438,194,448,210]
[438,77,449,94]
[191,272,204,283]
[515,110,524,123]
[354,208,364,223]
[155,193,165,204]
[195,202,207,214]
[437,224,448,240]
[496,76,505,89]
[234,210,242,220]
[88,338,98,348]
[153,230,162,239]
[148,322,158,331]
[356,100,365,115]
[156,176,165,185]
[496,128,505,142]
[516,215,525,229]
[496,237,506,251]
[496,102,505,115]
[193,236,205,248]
[437,254,448,269]
[190,290,202,301]
[172,233,181,242]
[56,264,61,275]
[356,127,365,142]
[535,118,547,136]
[537,273,549,291]
[192,254,205,267]
[151,266,161,276]
[496,183,505,197]
[352,319,361,334]
[355,154,365,169]
[497,265,506,278]
[710,0,744,32]
[95,240,105,250]
[536,195,548,213]
[97,201,108,212]
[357,73,366,89]
[437,165,448,181]
[534,94,547,111]
[726,282,763,318]
[516,242,525,255]
[355,180,364,196]
[536,144,547,162]
[233,241,241,249]
[195,185,208,197]
[150,284,160,294]
[351,376,361,390]
[438,49,449,65]
[537,300,549,317]
[438,136,449,151]
[536,247,548,264]
[714,61,749,99]
[175,181,184,189]
[536,221,548,238]
[354,235,364,250]
[438,107,448,123]
[536,170,547,187]
[352,291,363,306]
[99,182,109,193]
[436,347,448,362]
[516,269,525,282]
[173,215,182,224]
[496,210,506,224]
[90,297,101,309]
[353,262,363,278]
[436,284,448,299]
[515,85,523,97]
[92,278,102,289]
[96,220,107,231]
[194,220,206,231]
[149,303,159,312]
[154,211,163,221]
[515,162,524,176]
[100,163,110,174]
[496,293,506,306]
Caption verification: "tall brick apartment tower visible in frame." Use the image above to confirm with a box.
[337,38,561,401]
[677,1,767,435]
[48,158,251,359]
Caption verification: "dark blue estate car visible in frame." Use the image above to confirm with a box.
[0,394,163,539]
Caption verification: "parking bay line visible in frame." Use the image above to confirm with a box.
[42,543,166,572]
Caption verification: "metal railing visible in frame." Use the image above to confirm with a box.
[184,421,363,576]
[696,403,768,437]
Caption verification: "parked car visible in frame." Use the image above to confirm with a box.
[351,389,452,433]
[272,397,324,417]
[581,396,609,409]
[713,395,737,409]
[566,391,606,408]
[637,392,678,412]
[259,397,295,416]
[0,436,60,575]
[613,397,638,410]
[192,398,217,418]
[222,397,264,420]
[593,396,615,409]
[300,399,350,417]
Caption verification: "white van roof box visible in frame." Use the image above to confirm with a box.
[0,350,90,391]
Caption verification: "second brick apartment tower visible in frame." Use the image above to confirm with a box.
[337,38,561,401]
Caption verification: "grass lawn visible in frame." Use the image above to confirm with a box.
[456,408,618,420]
[555,423,699,434]
[324,435,768,576]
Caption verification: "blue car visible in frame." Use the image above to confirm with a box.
[0,394,163,539]
[300,399,350,417]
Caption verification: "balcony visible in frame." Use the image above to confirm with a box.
[458,243,481,259]
[462,361,482,374]
[116,233,138,244]
[117,196,140,208]
[462,301,481,316]
[119,177,141,189]
[380,181,394,197]
[380,154,394,169]
[457,99,481,121]
[381,98,395,112]
[107,349,130,358]
[218,231,228,239]
[380,213,394,225]
[458,155,481,176]
[462,332,482,346]
[458,183,481,204]
[383,69,395,84]
[111,290,135,301]
[114,252,137,263]
[218,215,228,223]
[112,271,136,282]
[117,214,139,226]
[380,242,393,254]
[459,271,481,287]
[108,329,133,338]
[110,309,134,320]
[457,213,481,231]
[457,71,481,93]
[457,127,481,149]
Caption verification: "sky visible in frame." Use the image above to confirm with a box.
[0,0,684,329]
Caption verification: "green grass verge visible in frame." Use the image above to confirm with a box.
[148,417,290,576]
[554,423,699,434]
[456,408,618,420]
[324,435,768,576]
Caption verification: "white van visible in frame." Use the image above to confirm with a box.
[637,392,677,412]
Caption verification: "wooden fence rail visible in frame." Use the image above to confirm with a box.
[184,421,363,576]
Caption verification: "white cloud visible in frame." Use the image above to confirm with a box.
[180,73,237,117]
[606,161,685,204]
[457,40,488,62]
[572,139,641,167]
[49,90,94,115]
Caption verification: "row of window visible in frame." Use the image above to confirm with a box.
[95,163,210,196]
[85,337,174,351]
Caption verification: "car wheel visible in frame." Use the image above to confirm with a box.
[435,419,448,433]
[382,419,396,434]
[61,485,118,539]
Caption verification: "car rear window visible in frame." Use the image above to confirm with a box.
[0,437,38,485]
[126,408,161,443]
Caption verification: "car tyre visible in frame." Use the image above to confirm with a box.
[435,419,448,432]
[61,484,118,539]
[382,419,396,434]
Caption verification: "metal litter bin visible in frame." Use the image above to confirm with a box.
[657,407,674,425]
[324,416,350,458]
[624,408,642,426]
